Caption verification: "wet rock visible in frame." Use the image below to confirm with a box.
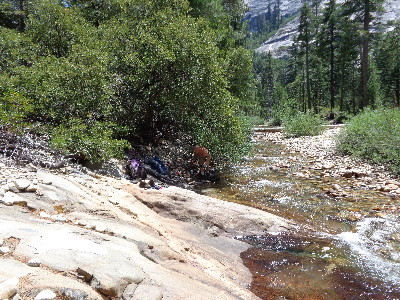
[0,276,19,299]
[34,289,57,300]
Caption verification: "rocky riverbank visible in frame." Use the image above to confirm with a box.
[0,153,294,300]
[254,128,400,216]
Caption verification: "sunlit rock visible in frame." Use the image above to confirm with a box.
[34,289,56,300]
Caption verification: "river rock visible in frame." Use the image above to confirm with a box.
[14,179,31,191]
[0,246,10,254]
[0,239,3,246]
[34,289,57,300]
[386,179,400,186]
[0,276,19,299]
[7,182,19,193]
[95,224,107,232]
[26,184,38,192]
[50,214,67,222]
[0,187,5,197]
[380,184,398,192]
[59,288,88,300]
[27,258,41,267]
[2,191,27,206]
[39,211,51,218]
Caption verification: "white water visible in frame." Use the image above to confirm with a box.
[337,216,400,286]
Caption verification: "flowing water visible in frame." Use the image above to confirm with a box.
[201,140,400,299]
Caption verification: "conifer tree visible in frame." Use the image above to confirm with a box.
[298,2,312,110]
[343,0,384,109]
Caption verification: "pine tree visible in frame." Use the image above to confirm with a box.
[318,0,338,114]
[298,2,312,110]
[343,0,384,109]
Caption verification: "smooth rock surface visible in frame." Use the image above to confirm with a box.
[14,179,31,190]
[34,289,56,300]
[0,276,19,299]
[1,159,294,299]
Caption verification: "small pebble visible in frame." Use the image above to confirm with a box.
[0,246,10,254]
[27,258,41,267]
[95,224,107,232]
[41,177,53,185]
[0,198,13,206]
[50,215,67,222]
[39,211,51,218]
[34,289,57,300]
[14,179,31,190]
[26,185,38,192]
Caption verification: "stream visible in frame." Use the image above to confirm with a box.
[201,138,400,299]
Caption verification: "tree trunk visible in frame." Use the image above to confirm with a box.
[306,43,312,110]
[395,77,400,107]
[329,25,335,112]
[18,0,26,31]
[360,0,370,109]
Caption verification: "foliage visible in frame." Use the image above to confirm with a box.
[0,0,255,163]
[337,108,400,174]
[0,27,37,72]
[252,0,393,122]
[0,86,33,129]
[50,119,130,163]
[282,112,325,137]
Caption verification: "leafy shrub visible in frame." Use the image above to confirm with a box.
[337,108,400,174]
[0,87,33,130]
[50,119,130,163]
[283,112,325,137]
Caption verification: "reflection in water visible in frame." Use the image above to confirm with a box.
[201,141,400,298]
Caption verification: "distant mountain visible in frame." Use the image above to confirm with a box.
[244,0,400,58]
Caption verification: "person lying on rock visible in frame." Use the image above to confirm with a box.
[191,145,211,176]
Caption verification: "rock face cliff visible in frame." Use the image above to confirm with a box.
[244,0,400,57]
[0,159,293,300]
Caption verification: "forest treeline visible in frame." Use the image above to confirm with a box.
[0,0,258,163]
[1,0,399,167]
[253,0,400,124]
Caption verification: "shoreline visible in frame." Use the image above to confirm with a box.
[254,127,400,201]
[0,155,295,299]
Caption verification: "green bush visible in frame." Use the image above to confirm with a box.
[0,86,33,130]
[283,112,325,137]
[50,119,130,163]
[337,108,400,174]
